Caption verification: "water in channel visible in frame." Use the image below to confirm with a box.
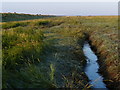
[83,41,108,89]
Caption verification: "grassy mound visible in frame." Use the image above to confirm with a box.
[1,13,55,22]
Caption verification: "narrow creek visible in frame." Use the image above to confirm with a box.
[83,41,108,89]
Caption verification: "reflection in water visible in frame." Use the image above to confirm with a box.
[83,42,107,89]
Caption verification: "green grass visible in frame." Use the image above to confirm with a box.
[1,13,56,22]
[2,22,56,88]
[3,27,44,67]
[2,22,30,29]
[3,64,56,88]
[2,15,119,89]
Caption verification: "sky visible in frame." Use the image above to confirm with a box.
[1,1,118,16]
[1,0,119,2]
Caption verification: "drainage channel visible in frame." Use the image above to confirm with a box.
[83,41,108,89]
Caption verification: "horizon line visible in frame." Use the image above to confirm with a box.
[1,12,118,16]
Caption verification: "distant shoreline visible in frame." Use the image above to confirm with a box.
[1,12,118,17]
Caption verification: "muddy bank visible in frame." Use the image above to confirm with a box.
[85,34,119,89]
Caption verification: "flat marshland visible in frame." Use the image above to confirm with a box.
[1,14,119,89]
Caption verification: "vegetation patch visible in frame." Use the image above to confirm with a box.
[2,14,119,89]
[2,22,30,29]
[1,13,56,22]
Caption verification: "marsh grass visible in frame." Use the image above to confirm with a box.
[3,64,56,88]
[2,22,30,29]
[50,64,55,81]
[2,24,57,88]
[2,15,119,89]
[1,13,55,22]
[2,26,46,69]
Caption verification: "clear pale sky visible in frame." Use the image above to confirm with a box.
[1,0,118,16]
[2,0,119,2]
